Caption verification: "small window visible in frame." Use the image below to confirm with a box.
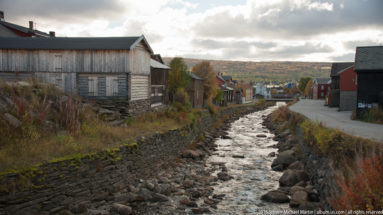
[88,76,98,96]
[106,76,119,96]
[321,85,324,90]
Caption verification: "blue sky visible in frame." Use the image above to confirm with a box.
[1,0,382,62]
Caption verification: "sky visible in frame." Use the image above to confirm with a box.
[1,0,383,62]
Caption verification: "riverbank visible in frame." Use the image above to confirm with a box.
[263,105,383,211]
[0,101,274,215]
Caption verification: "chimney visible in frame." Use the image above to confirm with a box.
[29,21,34,30]
[0,11,4,21]
[49,31,55,37]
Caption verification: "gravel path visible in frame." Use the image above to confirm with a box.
[289,99,383,143]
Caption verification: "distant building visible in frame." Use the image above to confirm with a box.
[254,83,271,99]
[339,65,357,111]
[216,75,235,106]
[239,83,253,103]
[311,78,330,99]
[150,55,169,108]
[0,11,54,38]
[354,46,383,116]
[328,62,354,107]
[186,71,204,108]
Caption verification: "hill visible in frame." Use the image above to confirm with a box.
[163,57,331,82]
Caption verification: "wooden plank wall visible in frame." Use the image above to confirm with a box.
[131,75,149,101]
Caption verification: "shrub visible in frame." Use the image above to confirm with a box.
[174,88,190,106]
[333,156,383,210]
[58,96,82,134]
[360,107,383,124]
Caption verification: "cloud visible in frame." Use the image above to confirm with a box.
[193,0,383,39]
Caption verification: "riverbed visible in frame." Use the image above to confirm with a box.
[206,103,288,214]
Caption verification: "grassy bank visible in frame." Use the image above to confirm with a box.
[0,82,199,173]
[270,106,383,210]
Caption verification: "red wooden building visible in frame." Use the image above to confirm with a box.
[339,65,357,111]
[311,78,330,99]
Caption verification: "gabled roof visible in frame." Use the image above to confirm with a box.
[0,20,50,37]
[355,46,383,71]
[186,71,203,80]
[330,62,354,77]
[222,75,232,81]
[0,35,153,53]
[314,78,330,85]
[338,65,354,75]
[150,59,169,69]
[0,24,17,37]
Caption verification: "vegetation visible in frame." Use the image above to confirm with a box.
[271,106,383,210]
[191,61,218,102]
[298,77,312,93]
[164,57,331,82]
[214,89,223,104]
[0,82,193,172]
[168,57,190,101]
[354,107,383,124]
[303,79,313,98]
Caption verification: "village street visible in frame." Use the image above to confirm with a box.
[289,99,383,143]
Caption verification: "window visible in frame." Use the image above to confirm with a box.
[88,76,98,96]
[54,55,62,72]
[321,85,324,90]
[106,76,119,96]
[321,92,324,97]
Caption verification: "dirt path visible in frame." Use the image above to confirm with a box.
[289,99,383,143]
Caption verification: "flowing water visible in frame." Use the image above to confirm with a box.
[207,103,289,214]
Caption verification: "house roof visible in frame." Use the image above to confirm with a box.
[338,65,354,75]
[186,71,204,80]
[222,75,232,81]
[0,20,50,37]
[150,59,169,69]
[355,46,383,71]
[0,36,154,53]
[0,24,17,37]
[330,62,354,77]
[314,78,331,85]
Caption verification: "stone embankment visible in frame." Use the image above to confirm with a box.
[262,116,340,210]
[0,103,273,215]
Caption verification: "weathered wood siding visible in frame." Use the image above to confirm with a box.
[130,44,150,75]
[131,75,149,101]
[0,50,130,73]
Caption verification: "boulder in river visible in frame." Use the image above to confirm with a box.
[271,150,297,171]
[289,190,308,208]
[279,170,309,187]
[261,190,290,203]
[217,172,233,181]
[256,134,267,138]
[232,154,245,159]
[288,161,304,170]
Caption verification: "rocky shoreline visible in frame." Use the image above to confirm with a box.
[261,115,328,211]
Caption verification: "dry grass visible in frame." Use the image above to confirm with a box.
[0,82,188,173]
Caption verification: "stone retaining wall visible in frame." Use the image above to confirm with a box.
[0,104,267,215]
[91,99,151,118]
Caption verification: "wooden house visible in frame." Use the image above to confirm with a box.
[311,78,330,99]
[338,65,357,111]
[328,62,353,107]
[354,46,383,116]
[0,11,54,38]
[216,75,235,106]
[239,83,253,103]
[186,71,204,108]
[0,36,154,116]
[150,55,169,108]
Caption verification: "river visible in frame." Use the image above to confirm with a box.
[206,103,288,214]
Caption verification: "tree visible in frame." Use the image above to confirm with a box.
[191,61,218,102]
[304,80,313,98]
[168,57,190,101]
[298,77,312,93]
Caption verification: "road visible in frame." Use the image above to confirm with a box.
[289,99,383,143]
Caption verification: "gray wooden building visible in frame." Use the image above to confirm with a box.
[0,36,155,116]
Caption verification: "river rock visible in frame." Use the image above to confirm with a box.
[279,170,309,187]
[217,172,233,181]
[261,190,290,203]
[179,196,197,207]
[289,190,308,208]
[289,185,305,195]
[183,179,194,188]
[268,152,276,157]
[3,113,21,128]
[232,155,245,158]
[288,161,304,170]
[256,134,267,138]
[271,150,297,171]
[150,193,170,202]
[272,164,284,171]
[192,208,211,214]
[182,150,203,159]
[111,203,132,215]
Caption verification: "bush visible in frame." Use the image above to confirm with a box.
[174,88,190,106]
[360,107,383,124]
[333,156,383,210]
